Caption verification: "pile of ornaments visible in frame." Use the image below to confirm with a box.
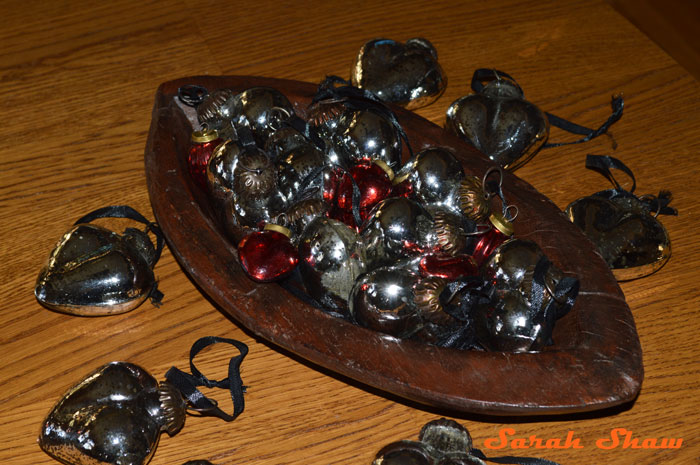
[183,75,579,354]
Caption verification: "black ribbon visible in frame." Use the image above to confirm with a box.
[165,336,249,422]
[471,448,564,465]
[529,256,579,346]
[584,154,677,216]
[74,205,165,305]
[470,69,624,149]
[178,84,209,107]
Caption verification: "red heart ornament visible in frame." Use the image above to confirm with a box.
[237,229,299,282]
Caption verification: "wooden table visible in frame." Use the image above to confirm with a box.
[1,1,698,464]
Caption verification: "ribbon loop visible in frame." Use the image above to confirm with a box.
[178,84,209,107]
[166,336,249,422]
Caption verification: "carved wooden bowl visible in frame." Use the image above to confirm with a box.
[144,76,643,415]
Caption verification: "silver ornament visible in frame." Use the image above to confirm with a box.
[35,224,157,316]
[361,197,437,270]
[39,362,186,465]
[298,217,367,314]
[331,108,403,171]
[229,87,295,147]
[445,77,549,170]
[394,147,465,211]
[349,265,423,338]
[352,37,447,110]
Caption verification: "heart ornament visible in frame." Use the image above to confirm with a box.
[565,155,675,281]
[39,362,186,465]
[35,206,163,316]
[351,38,447,109]
[446,71,549,170]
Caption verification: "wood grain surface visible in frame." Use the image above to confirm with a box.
[1,1,698,464]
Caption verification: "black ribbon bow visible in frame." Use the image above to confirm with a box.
[165,336,249,422]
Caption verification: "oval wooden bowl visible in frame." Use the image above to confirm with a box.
[144,76,643,416]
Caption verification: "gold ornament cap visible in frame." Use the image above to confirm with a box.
[191,128,220,143]
[264,223,292,238]
[489,211,514,236]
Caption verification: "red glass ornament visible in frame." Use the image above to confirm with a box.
[419,253,478,280]
[237,227,299,282]
[471,212,514,266]
[188,129,222,188]
[324,161,394,228]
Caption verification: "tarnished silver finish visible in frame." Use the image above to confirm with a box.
[298,217,367,314]
[331,108,402,171]
[395,147,465,211]
[361,197,436,269]
[35,224,156,316]
[39,362,186,465]
[428,206,474,256]
[445,78,549,170]
[197,88,237,126]
[352,38,447,110]
[372,418,486,465]
[565,191,672,281]
[476,239,575,352]
[229,87,295,147]
[280,198,329,241]
[267,127,327,201]
[349,266,423,338]
[206,139,243,203]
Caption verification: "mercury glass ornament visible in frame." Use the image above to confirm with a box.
[229,87,295,147]
[331,108,403,171]
[238,224,299,282]
[298,217,367,313]
[445,75,548,170]
[35,224,158,316]
[470,212,513,266]
[352,38,447,109]
[188,128,222,189]
[206,139,243,203]
[39,362,186,465]
[278,198,329,242]
[566,189,672,281]
[349,266,423,338]
[475,239,578,352]
[361,197,437,270]
[372,418,486,465]
[230,148,288,229]
[197,88,237,131]
[393,147,464,210]
[267,127,327,202]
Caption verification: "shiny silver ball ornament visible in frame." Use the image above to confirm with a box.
[206,139,242,203]
[445,76,549,171]
[35,224,158,316]
[476,239,579,352]
[267,127,327,201]
[298,217,367,314]
[230,87,295,147]
[352,38,447,110]
[278,198,329,243]
[39,362,186,465]
[394,147,465,211]
[473,289,547,352]
[331,108,403,171]
[349,266,423,338]
[361,197,437,269]
[197,88,237,126]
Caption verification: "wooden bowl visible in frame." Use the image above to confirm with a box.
[144,76,643,415]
